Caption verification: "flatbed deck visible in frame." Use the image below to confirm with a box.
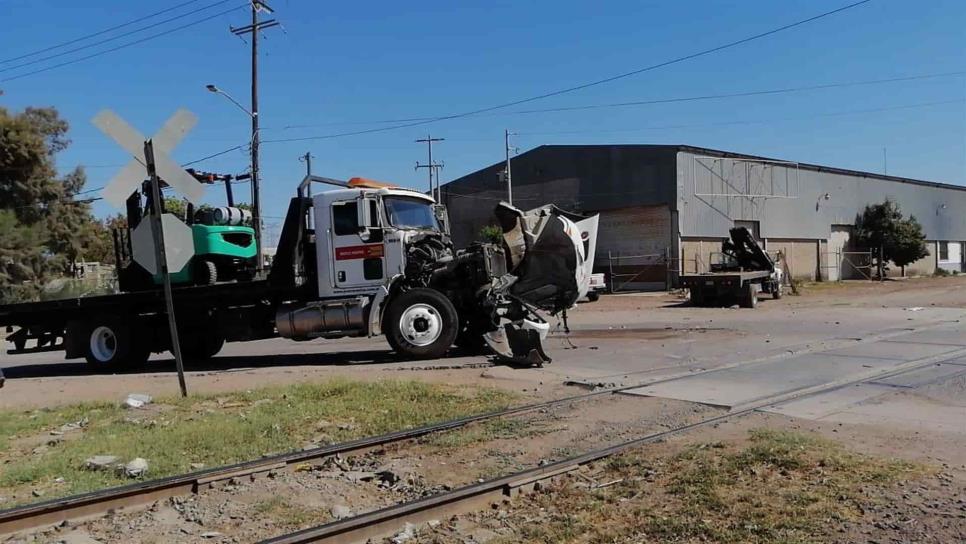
[0,280,304,328]
[678,269,772,286]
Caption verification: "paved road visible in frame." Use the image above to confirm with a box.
[3,278,966,409]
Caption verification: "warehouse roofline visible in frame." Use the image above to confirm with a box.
[444,144,966,194]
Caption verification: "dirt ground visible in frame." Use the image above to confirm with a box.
[2,276,966,543]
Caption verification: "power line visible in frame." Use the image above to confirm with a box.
[0,0,234,74]
[260,0,873,144]
[267,70,966,131]
[122,74,966,170]
[181,144,248,166]
[0,0,205,65]
[512,98,963,137]
[0,4,246,83]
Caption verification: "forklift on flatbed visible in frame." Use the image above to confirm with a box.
[115,169,257,291]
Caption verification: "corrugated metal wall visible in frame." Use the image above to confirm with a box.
[676,150,966,241]
[442,145,677,249]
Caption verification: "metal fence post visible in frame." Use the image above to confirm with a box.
[664,247,671,291]
[608,251,614,294]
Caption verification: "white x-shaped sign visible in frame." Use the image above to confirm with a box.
[93,108,205,207]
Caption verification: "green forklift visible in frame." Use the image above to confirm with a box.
[113,169,258,291]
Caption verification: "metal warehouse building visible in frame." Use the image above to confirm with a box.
[440,144,966,290]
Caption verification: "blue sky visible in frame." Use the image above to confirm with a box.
[1,0,964,242]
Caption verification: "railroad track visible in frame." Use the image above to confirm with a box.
[260,344,966,544]
[0,378,653,535]
[1,320,959,537]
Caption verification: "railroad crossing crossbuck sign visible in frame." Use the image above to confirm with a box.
[93,108,204,207]
[93,108,205,274]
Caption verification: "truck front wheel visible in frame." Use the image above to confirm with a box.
[772,282,783,299]
[740,283,760,309]
[384,288,459,360]
[81,319,150,369]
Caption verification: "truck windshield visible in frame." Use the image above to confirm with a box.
[384,196,439,230]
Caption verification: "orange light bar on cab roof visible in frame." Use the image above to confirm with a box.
[347,177,398,189]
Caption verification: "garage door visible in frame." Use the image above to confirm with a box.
[595,205,671,288]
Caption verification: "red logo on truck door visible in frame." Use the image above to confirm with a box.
[335,244,384,260]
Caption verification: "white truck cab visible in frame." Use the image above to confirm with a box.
[313,185,442,298]
[273,175,598,364]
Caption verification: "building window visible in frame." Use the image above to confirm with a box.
[939,241,949,261]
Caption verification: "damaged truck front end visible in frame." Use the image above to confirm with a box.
[410,201,598,366]
[478,203,599,366]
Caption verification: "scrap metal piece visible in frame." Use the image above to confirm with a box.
[484,317,551,366]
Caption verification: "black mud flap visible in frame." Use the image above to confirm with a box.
[484,323,552,367]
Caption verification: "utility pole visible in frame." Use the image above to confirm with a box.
[299,151,314,194]
[299,151,315,229]
[231,0,279,276]
[883,147,888,175]
[415,135,444,201]
[504,129,517,205]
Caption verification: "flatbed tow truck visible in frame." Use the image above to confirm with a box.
[679,226,783,308]
[0,176,598,371]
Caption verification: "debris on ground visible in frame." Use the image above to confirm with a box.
[58,418,89,433]
[83,455,119,471]
[329,504,351,519]
[121,457,149,478]
[391,522,417,543]
[123,393,153,409]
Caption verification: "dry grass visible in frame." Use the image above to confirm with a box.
[495,429,925,544]
[254,496,321,528]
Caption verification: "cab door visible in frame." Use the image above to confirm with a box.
[330,198,386,289]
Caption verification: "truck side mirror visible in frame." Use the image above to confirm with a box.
[357,194,378,241]
[433,204,450,235]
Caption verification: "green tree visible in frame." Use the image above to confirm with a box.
[854,199,929,276]
[0,106,104,300]
[478,225,504,244]
[0,210,48,303]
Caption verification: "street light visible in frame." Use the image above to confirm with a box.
[815,192,830,211]
[206,83,264,274]
[206,84,255,118]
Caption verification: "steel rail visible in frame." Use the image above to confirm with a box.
[260,344,966,544]
[1,320,957,535]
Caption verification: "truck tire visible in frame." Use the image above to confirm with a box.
[690,288,705,307]
[82,318,150,369]
[384,288,459,360]
[179,333,225,364]
[773,282,783,300]
[740,283,759,309]
[586,291,600,302]
[455,322,490,355]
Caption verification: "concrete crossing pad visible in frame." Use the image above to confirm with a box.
[622,324,966,409]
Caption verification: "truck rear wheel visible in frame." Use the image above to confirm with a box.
[385,288,459,360]
[773,282,783,299]
[178,333,225,364]
[82,319,150,369]
[690,288,705,307]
